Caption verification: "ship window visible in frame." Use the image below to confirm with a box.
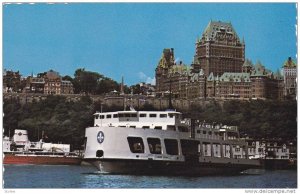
[119,126,126,128]
[119,114,125,118]
[139,113,147,117]
[130,126,136,128]
[154,126,162,130]
[113,114,118,118]
[95,115,99,119]
[164,139,178,155]
[106,115,111,119]
[149,114,157,118]
[178,126,189,132]
[159,114,167,118]
[147,138,162,154]
[142,126,150,129]
[100,115,104,119]
[181,140,200,156]
[167,125,176,131]
[127,137,144,153]
[168,113,174,118]
[130,114,137,117]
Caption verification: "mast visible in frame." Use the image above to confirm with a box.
[168,76,174,110]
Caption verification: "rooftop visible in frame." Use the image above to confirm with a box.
[282,57,297,68]
[200,20,242,43]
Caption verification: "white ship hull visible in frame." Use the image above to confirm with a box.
[84,125,261,175]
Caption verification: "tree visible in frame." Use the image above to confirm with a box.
[73,68,102,94]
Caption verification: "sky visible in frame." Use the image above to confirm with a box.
[3,3,297,86]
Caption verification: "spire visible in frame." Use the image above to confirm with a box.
[120,76,124,95]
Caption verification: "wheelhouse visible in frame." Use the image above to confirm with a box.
[93,110,183,131]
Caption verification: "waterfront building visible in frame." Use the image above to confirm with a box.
[61,80,74,94]
[44,70,62,94]
[3,69,22,93]
[210,72,252,99]
[250,61,284,100]
[25,70,74,94]
[246,140,290,160]
[27,77,45,93]
[282,57,297,99]
[192,20,245,76]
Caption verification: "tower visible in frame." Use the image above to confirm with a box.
[120,76,124,95]
[155,48,175,93]
[282,57,297,98]
[192,21,245,76]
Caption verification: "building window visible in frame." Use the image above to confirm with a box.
[147,138,161,154]
[127,137,144,153]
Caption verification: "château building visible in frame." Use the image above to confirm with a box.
[282,57,297,99]
[192,21,245,76]
[155,20,285,101]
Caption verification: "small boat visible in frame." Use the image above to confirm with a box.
[83,109,261,175]
[3,129,82,165]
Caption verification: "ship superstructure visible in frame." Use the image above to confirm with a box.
[3,129,81,165]
[84,110,261,175]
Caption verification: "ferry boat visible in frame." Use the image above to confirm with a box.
[3,129,82,165]
[83,109,261,175]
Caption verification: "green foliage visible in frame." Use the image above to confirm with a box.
[73,68,102,94]
[3,95,94,150]
[188,100,297,140]
[72,68,120,95]
[3,97,297,150]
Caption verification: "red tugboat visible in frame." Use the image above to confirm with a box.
[3,129,82,165]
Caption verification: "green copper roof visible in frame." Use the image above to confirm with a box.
[201,20,241,43]
[168,64,191,75]
[274,69,283,79]
[190,69,205,82]
[207,72,215,81]
[219,72,251,82]
[283,57,297,68]
[157,48,174,69]
[251,61,266,76]
[243,59,253,67]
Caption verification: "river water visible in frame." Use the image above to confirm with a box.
[3,164,297,188]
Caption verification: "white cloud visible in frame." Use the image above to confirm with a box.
[138,72,156,85]
[138,72,147,80]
